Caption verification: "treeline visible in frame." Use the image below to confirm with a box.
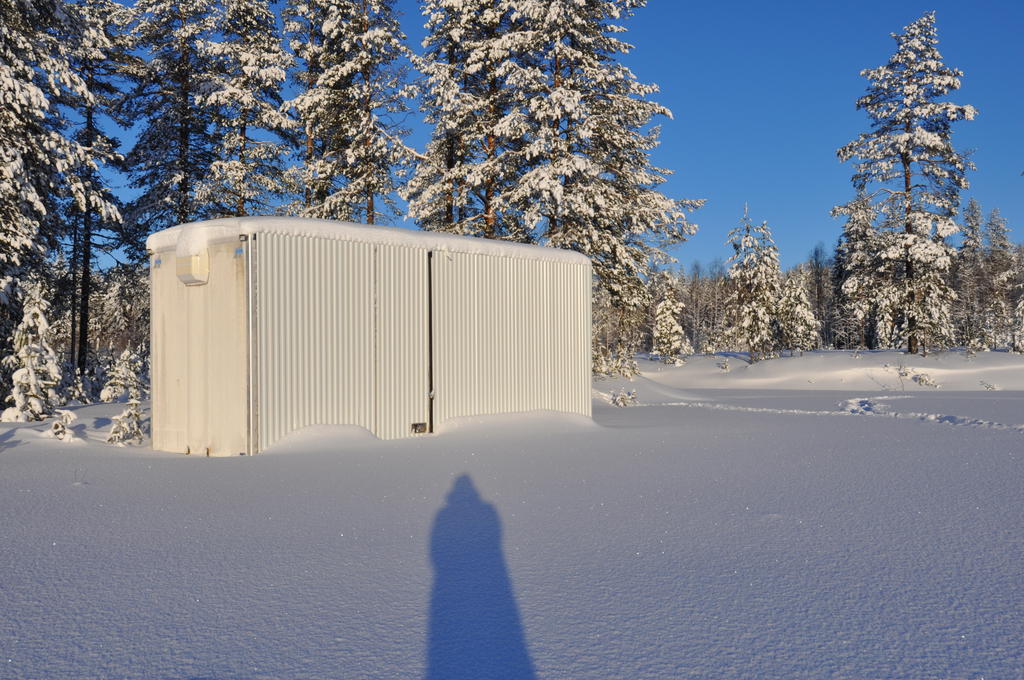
[599,199,1024,374]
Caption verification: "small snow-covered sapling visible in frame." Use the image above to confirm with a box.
[610,389,638,407]
[51,409,78,441]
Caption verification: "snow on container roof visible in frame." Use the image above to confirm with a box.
[146,216,591,265]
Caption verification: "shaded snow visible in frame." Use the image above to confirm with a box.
[1,351,1022,678]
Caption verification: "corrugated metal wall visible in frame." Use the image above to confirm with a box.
[255,233,377,449]
[431,252,591,426]
[374,246,430,440]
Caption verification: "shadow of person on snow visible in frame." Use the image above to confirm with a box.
[425,474,537,680]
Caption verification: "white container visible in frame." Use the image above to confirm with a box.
[147,217,592,455]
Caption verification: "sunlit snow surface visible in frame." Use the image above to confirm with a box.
[2,351,1022,679]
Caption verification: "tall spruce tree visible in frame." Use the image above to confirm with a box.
[984,209,1013,272]
[403,0,470,234]
[284,0,415,223]
[650,272,691,362]
[196,0,293,218]
[122,0,221,243]
[834,194,903,348]
[723,210,781,362]
[983,208,1015,346]
[2,0,122,400]
[836,12,975,355]
[410,0,701,370]
[1,282,62,422]
[512,0,702,327]
[777,268,820,355]
[954,197,986,348]
[1,0,110,309]
[407,0,532,238]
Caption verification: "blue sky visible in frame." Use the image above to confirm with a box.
[394,0,1023,271]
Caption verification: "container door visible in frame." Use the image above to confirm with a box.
[150,251,188,453]
[151,240,248,455]
[186,240,249,455]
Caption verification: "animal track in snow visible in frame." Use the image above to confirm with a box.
[843,397,891,415]
[649,397,1024,434]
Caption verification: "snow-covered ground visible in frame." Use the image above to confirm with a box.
[2,350,1022,679]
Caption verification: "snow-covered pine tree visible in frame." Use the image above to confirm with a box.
[284,0,415,223]
[100,347,143,402]
[954,197,987,349]
[681,263,707,354]
[831,193,880,348]
[805,244,835,347]
[684,261,729,354]
[38,252,76,357]
[722,210,781,362]
[121,0,220,241]
[514,0,701,246]
[1012,285,1024,354]
[983,208,1015,347]
[511,0,702,363]
[591,279,644,376]
[836,12,974,355]
[650,272,691,362]
[984,209,1013,274]
[63,367,92,405]
[61,0,133,374]
[406,0,533,239]
[777,267,820,355]
[90,263,150,356]
[402,0,471,234]
[1,0,114,329]
[107,395,145,445]
[1,282,63,422]
[105,352,146,444]
[195,0,293,218]
[50,408,78,441]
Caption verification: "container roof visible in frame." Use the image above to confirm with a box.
[146,217,591,265]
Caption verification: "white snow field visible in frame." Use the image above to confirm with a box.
[2,350,1022,679]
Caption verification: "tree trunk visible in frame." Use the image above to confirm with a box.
[77,88,96,374]
[362,1,374,225]
[69,220,79,370]
[78,210,93,374]
[482,70,499,239]
[443,42,458,230]
[304,126,314,209]
[902,122,918,355]
[176,56,192,224]
[236,122,247,216]
[483,132,496,238]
